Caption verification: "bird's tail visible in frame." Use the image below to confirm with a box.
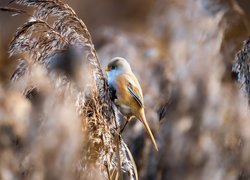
[138,110,158,151]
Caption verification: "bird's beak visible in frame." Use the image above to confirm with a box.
[105,66,110,72]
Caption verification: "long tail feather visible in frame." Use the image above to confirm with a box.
[139,110,158,151]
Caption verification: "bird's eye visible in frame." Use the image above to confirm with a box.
[111,66,115,70]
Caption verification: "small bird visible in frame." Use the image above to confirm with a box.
[105,57,158,151]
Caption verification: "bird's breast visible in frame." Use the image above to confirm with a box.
[107,72,140,118]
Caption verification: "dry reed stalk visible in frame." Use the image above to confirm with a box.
[1,0,138,179]
[233,37,250,103]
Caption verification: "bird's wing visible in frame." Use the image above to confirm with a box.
[127,79,144,108]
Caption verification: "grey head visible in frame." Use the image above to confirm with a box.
[105,57,132,74]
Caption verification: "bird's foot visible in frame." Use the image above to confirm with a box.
[119,120,128,134]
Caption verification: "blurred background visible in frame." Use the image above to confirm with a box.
[0,0,250,179]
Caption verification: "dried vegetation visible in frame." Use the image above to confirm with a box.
[0,0,250,180]
[0,0,137,179]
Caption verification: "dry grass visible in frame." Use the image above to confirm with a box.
[0,0,138,179]
[1,0,250,180]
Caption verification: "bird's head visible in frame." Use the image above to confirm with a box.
[105,57,132,75]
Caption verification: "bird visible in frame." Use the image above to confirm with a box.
[105,57,158,151]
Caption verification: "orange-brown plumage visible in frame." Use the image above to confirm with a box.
[105,57,158,151]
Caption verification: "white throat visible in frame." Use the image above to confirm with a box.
[106,69,122,87]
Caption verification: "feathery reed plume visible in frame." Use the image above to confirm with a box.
[233,37,250,103]
[2,0,138,179]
